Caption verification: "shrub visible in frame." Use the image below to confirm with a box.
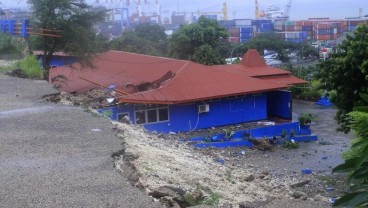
[332,93,368,207]
[18,55,44,79]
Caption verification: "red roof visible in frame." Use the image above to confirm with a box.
[118,62,286,104]
[49,49,306,104]
[49,50,187,93]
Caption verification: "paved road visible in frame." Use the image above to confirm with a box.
[0,75,159,208]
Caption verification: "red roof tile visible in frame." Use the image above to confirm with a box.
[117,62,287,104]
[49,50,187,93]
[49,50,306,104]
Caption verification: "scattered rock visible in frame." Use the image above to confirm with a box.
[248,138,272,151]
[159,196,181,208]
[289,191,305,199]
[149,186,187,207]
[243,174,255,182]
[290,180,310,188]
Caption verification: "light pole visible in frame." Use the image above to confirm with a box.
[229,43,245,58]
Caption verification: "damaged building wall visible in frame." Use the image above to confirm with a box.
[98,93,269,133]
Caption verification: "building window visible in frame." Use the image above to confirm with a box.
[117,113,129,123]
[134,104,169,124]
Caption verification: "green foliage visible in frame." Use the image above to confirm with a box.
[282,140,299,149]
[168,16,228,65]
[298,112,315,125]
[110,31,165,56]
[281,129,287,138]
[223,128,235,140]
[317,20,368,133]
[184,186,221,206]
[290,80,323,101]
[27,0,107,69]
[192,44,225,65]
[17,55,44,79]
[0,33,26,59]
[332,93,368,207]
[134,23,167,43]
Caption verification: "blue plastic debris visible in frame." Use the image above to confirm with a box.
[215,158,225,164]
[326,187,334,192]
[301,168,312,174]
[329,197,336,204]
[322,156,328,160]
[316,96,333,106]
[108,84,116,89]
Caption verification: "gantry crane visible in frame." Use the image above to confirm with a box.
[193,2,228,21]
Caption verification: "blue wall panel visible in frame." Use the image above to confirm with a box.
[267,91,292,119]
[99,94,268,133]
[37,56,78,67]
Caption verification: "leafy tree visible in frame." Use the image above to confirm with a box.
[317,21,368,133]
[109,23,168,56]
[332,92,368,207]
[109,31,163,56]
[236,32,318,62]
[168,16,228,65]
[240,32,290,62]
[0,32,26,58]
[192,44,225,65]
[27,0,107,70]
[94,34,110,53]
[134,23,167,43]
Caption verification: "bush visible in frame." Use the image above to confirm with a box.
[18,55,44,79]
[0,33,27,59]
[332,93,368,207]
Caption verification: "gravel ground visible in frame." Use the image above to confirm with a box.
[0,75,160,208]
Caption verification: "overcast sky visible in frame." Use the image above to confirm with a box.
[2,0,367,20]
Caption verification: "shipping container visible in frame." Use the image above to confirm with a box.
[240,37,251,43]
[240,32,253,38]
[258,28,273,33]
[234,19,252,27]
[251,19,272,26]
[295,20,313,26]
[229,28,240,37]
[285,38,304,43]
[348,25,357,31]
[218,20,236,27]
[302,26,313,31]
[261,23,273,29]
[228,37,240,43]
[315,34,331,40]
[285,21,294,26]
[240,26,253,33]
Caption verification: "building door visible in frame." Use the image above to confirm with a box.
[267,90,292,119]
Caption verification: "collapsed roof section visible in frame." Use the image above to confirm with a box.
[49,49,307,105]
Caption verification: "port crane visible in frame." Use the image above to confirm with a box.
[192,2,228,21]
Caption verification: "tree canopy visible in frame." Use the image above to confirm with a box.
[109,23,168,56]
[234,32,318,62]
[168,16,228,65]
[27,0,107,69]
[317,21,368,133]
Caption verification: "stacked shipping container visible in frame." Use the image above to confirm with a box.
[222,18,365,44]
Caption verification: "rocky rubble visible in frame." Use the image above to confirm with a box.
[112,122,340,207]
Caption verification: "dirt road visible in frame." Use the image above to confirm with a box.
[0,75,159,208]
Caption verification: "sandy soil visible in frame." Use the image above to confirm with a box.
[111,99,352,207]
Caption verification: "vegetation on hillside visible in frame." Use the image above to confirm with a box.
[317,21,368,133]
[28,0,107,70]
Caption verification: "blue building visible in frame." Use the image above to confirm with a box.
[50,50,306,133]
[33,51,77,68]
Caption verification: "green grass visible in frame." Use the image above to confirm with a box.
[18,55,44,79]
[184,185,221,206]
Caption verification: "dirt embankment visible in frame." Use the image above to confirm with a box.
[44,92,350,207]
[112,122,338,207]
